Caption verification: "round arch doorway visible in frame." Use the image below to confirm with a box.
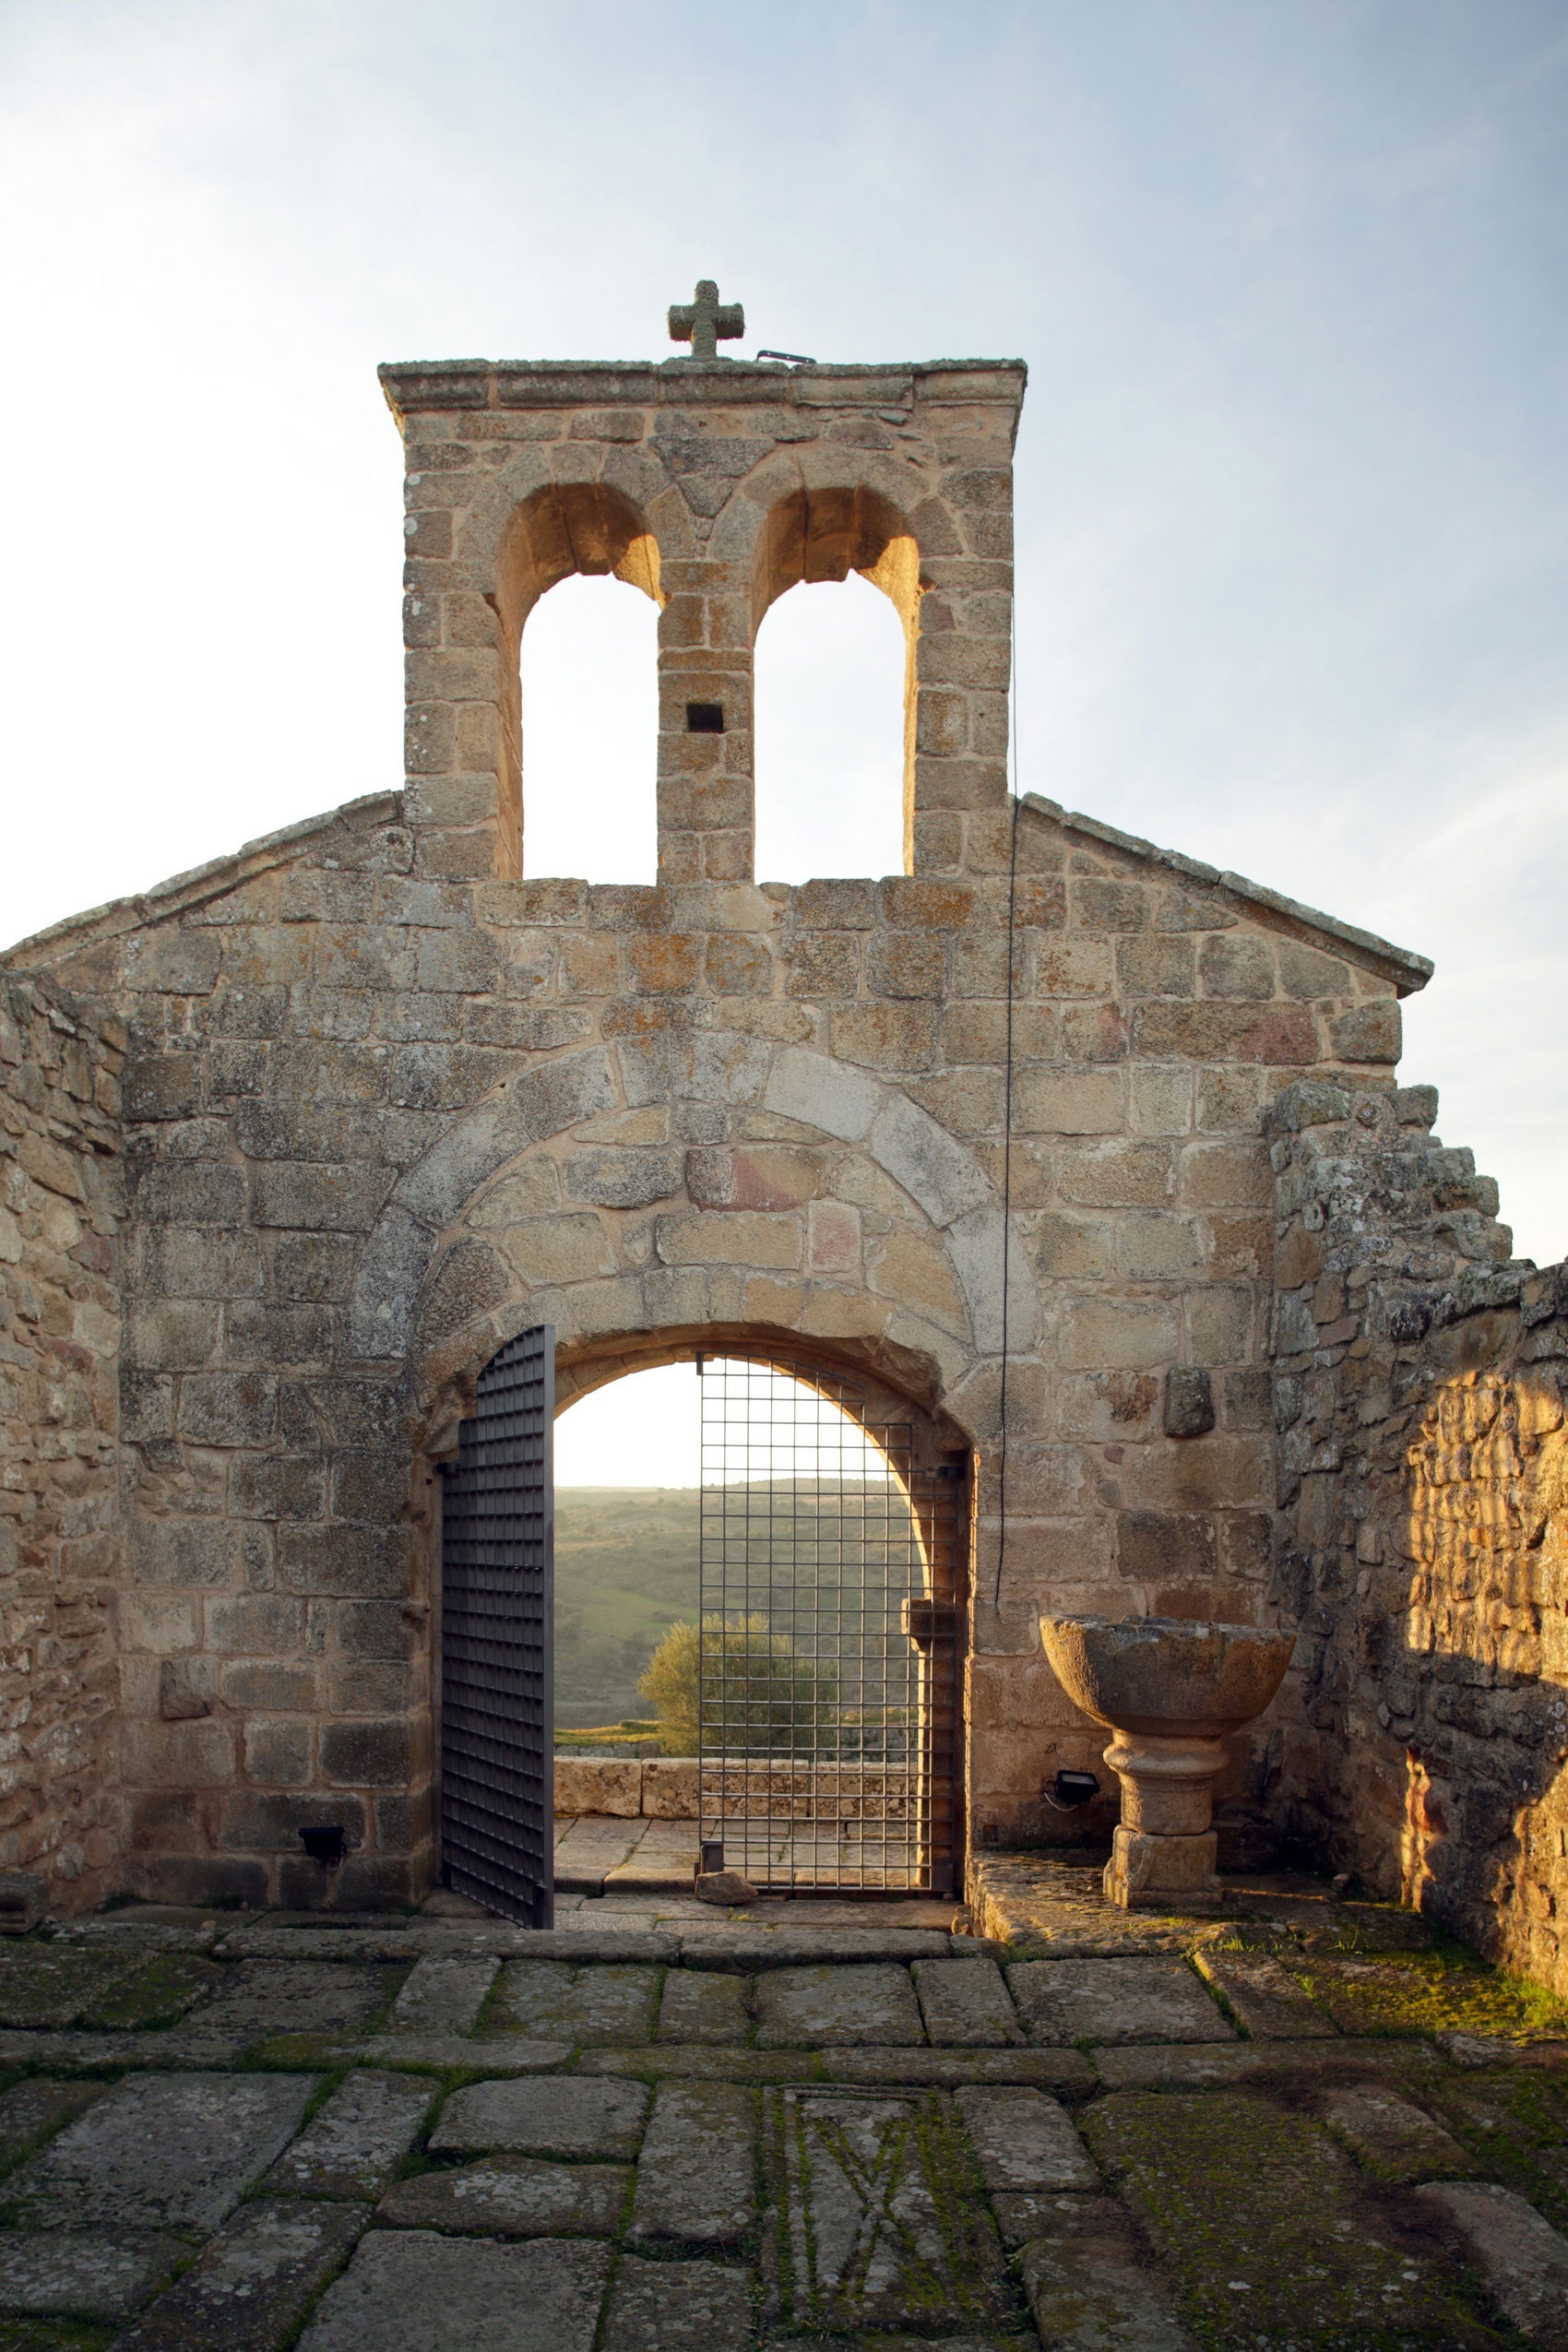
[438,1326,970,1926]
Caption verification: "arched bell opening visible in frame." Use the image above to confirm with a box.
[493,481,664,880]
[751,485,924,876]
[754,573,908,885]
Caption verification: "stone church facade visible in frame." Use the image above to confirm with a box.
[5,336,1565,1981]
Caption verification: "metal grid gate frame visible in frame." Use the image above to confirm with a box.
[438,1324,555,1927]
[696,1353,965,1896]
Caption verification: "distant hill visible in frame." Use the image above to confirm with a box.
[553,1487,699,1727]
[552,1479,921,1728]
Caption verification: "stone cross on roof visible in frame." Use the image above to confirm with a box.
[668,279,744,362]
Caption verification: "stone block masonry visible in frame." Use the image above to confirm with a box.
[1269,1077,1568,1991]
[2,774,1431,1910]
[0,1918,1561,2342]
[12,326,1562,1961]
[0,976,125,1912]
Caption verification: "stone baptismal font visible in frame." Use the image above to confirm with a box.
[1040,1615,1296,1909]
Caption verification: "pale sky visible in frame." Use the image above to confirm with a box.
[554,1360,890,1490]
[2,0,1564,1261]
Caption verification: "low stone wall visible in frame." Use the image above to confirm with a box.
[0,976,125,1913]
[553,1754,923,1822]
[1269,1076,1568,1989]
[554,1755,696,1819]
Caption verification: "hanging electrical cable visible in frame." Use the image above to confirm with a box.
[992,601,1023,1615]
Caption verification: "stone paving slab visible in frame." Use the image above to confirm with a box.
[1008,1956,1231,2046]
[213,1930,430,1964]
[199,1960,405,2035]
[1085,2086,1504,2347]
[57,1922,223,1954]
[969,1853,1220,1957]
[989,2189,1091,2251]
[911,1957,1025,2048]
[1443,2031,1563,2070]
[214,1926,676,1965]
[769,2085,1013,2334]
[0,2029,258,2073]
[1092,2036,1445,2092]
[682,1930,952,1970]
[262,2069,434,2200]
[378,2155,631,2237]
[0,1947,137,2030]
[825,2048,1097,2091]
[553,1913,693,1938]
[488,1960,659,2043]
[6,1913,1566,2348]
[1299,1951,1568,2044]
[757,2337,1031,2351]
[84,1954,224,2032]
[111,2198,369,2349]
[657,1968,752,2043]
[954,2086,1099,2195]
[2,2072,316,2236]
[969,1852,1449,1963]
[755,1964,926,2048]
[1016,2192,1195,2351]
[1194,1948,1337,2038]
[577,2046,828,2083]
[627,2081,756,2245]
[264,2034,573,2074]
[578,2044,1096,2090]
[1430,2063,1568,2233]
[507,1930,681,1965]
[385,1954,499,2036]
[0,2227,185,2320]
[1417,2179,1568,2346]
[1320,2081,1477,2183]
[430,2077,649,2160]
[600,2253,753,2352]
[0,2082,104,2175]
[297,2229,612,2351]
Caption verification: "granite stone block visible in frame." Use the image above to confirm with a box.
[429,2077,649,2161]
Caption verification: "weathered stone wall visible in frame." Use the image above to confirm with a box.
[0,975,125,1913]
[0,338,1452,1913]
[3,774,1425,1906]
[1269,1076,1568,1988]
[382,355,1025,887]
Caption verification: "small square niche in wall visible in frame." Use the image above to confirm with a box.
[685,701,725,733]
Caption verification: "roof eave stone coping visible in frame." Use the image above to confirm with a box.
[377,356,1028,426]
[1,791,403,968]
[1019,791,1432,996]
[4,781,1433,1002]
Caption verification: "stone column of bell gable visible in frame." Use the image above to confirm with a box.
[656,550,754,884]
[909,495,1014,881]
[893,368,1019,879]
[386,376,519,888]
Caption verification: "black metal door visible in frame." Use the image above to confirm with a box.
[439,1324,554,1926]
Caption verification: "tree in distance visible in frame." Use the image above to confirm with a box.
[638,1614,838,1756]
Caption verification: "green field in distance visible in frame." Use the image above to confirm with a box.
[552,1481,920,1728]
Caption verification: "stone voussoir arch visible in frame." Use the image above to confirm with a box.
[708,443,939,572]
[348,1038,1034,1421]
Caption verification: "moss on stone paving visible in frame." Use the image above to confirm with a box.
[76,1955,222,2031]
[1289,1951,1568,2041]
[0,1952,136,2033]
[1429,2066,1568,2233]
[1216,1902,1443,1957]
[0,2323,114,2352]
[1081,2087,1515,2348]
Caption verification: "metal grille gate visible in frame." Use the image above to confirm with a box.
[696,1356,962,1895]
[438,1324,554,1926]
